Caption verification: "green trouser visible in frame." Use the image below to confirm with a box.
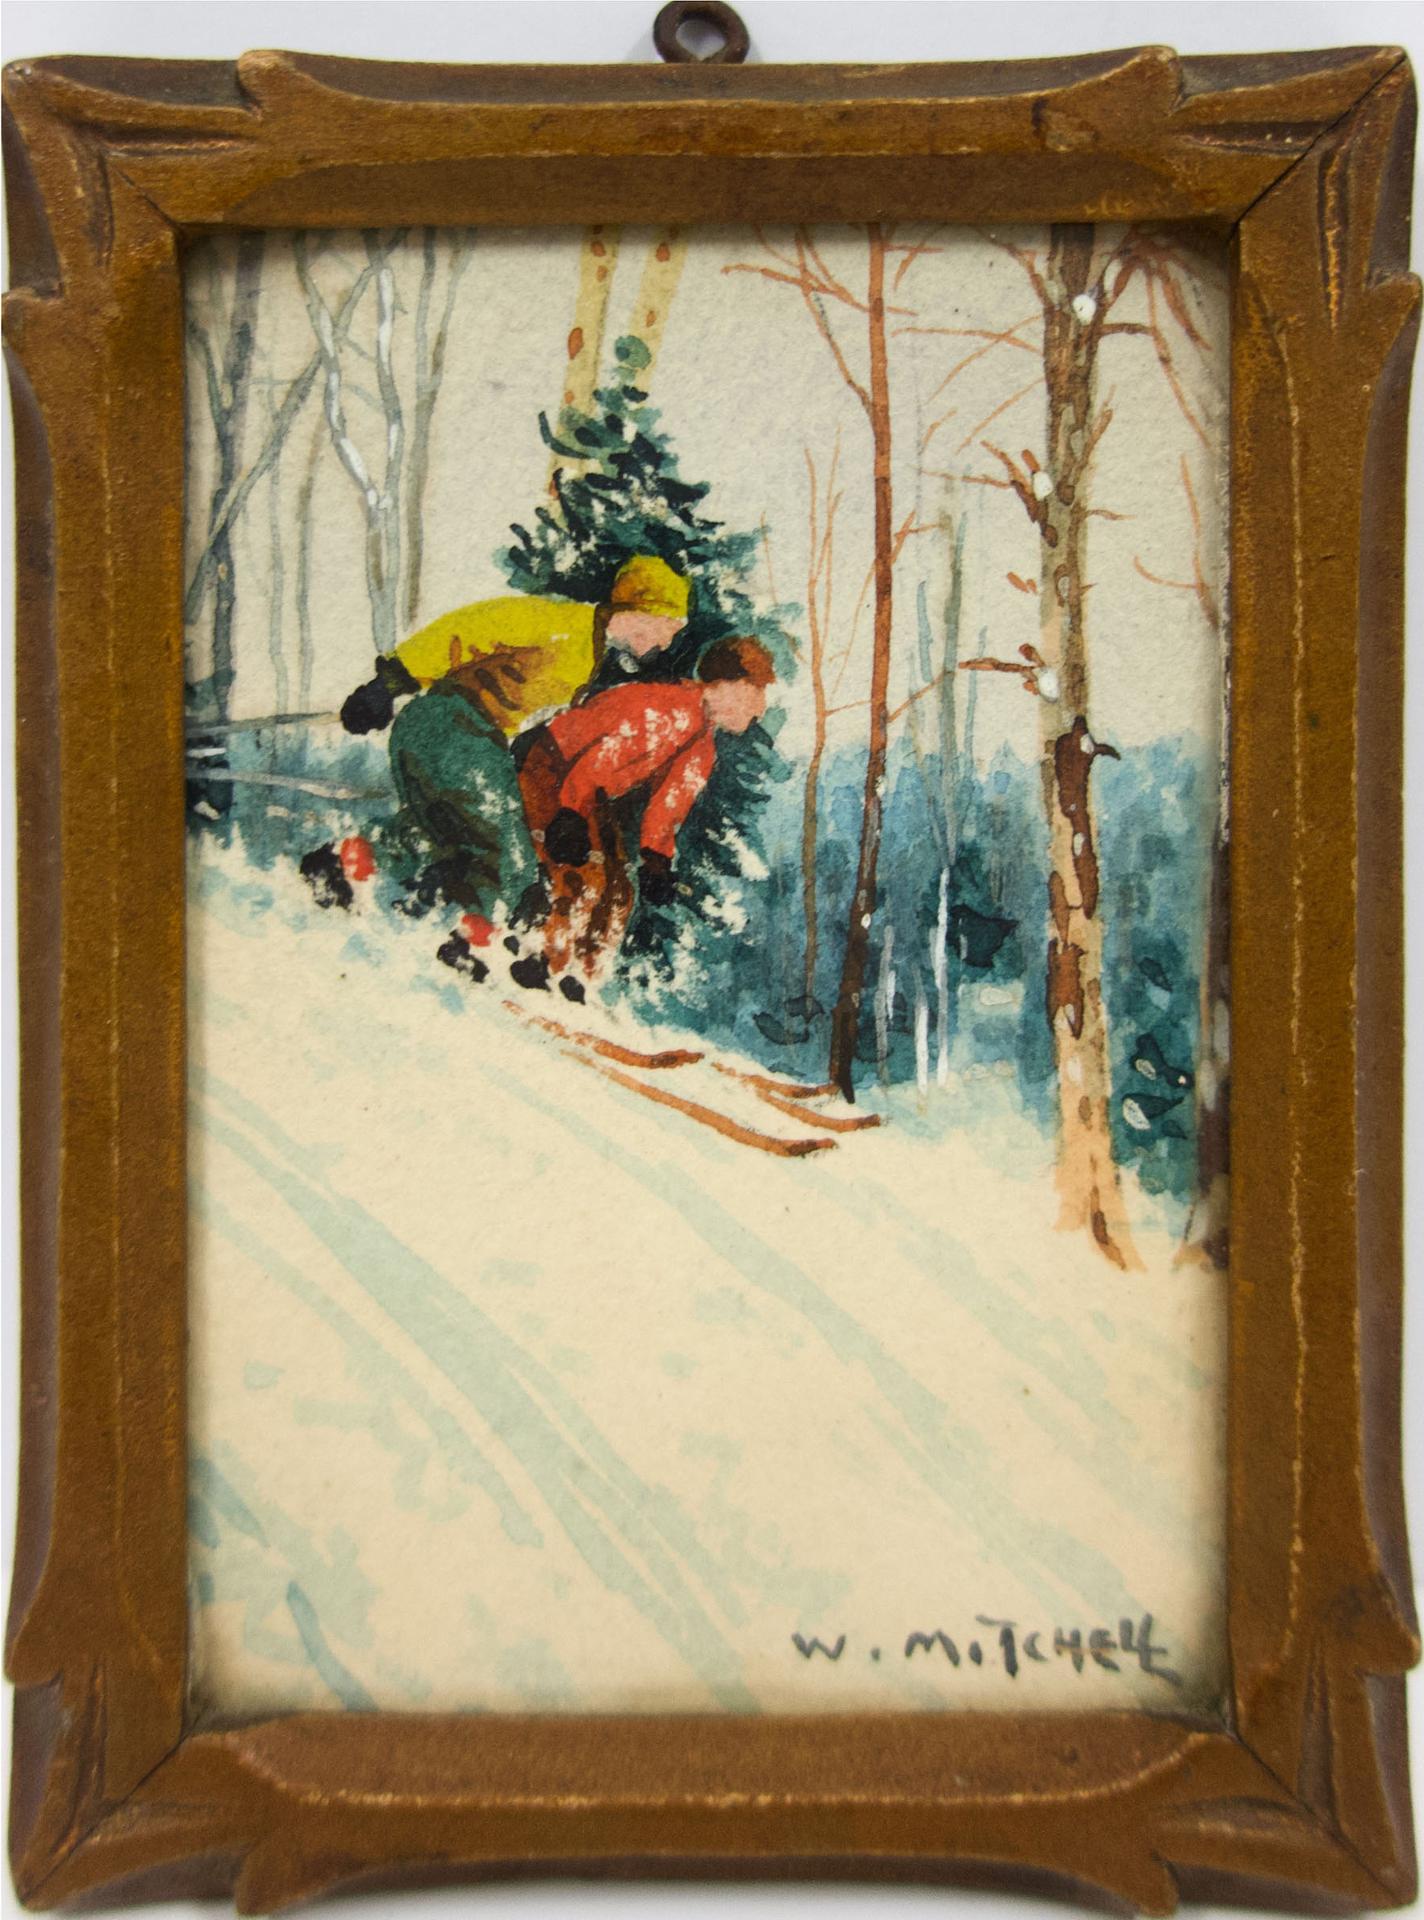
[381,682,539,914]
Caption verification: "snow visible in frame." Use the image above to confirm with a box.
[188,839,1228,1722]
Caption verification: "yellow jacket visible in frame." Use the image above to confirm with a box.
[392,596,604,737]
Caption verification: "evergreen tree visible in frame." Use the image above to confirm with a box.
[501,334,797,1014]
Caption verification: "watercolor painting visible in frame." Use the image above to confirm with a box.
[185,223,1229,1718]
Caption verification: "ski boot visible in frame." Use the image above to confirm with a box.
[300,835,375,912]
[437,911,494,985]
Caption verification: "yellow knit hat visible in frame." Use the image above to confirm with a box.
[609,554,690,620]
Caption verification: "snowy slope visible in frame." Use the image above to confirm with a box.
[188,840,1228,1718]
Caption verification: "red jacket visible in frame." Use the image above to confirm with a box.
[544,683,716,859]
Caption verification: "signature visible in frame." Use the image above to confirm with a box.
[791,1613,1182,1687]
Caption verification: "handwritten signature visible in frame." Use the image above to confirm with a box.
[791,1613,1181,1687]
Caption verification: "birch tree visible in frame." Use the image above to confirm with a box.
[960,224,1215,1267]
[263,375,289,718]
[296,231,406,655]
[627,228,689,385]
[185,252,379,632]
[546,225,621,499]
[404,228,476,627]
[187,233,265,718]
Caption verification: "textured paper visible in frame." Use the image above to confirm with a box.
[185,225,1230,1717]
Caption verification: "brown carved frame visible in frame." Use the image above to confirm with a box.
[3,43,1419,1914]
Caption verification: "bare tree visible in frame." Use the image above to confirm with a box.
[959,223,1214,1267]
[185,252,380,631]
[187,233,265,717]
[294,410,325,716]
[296,231,407,655]
[798,435,841,1014]
[727,225,916,1100]
[404,228,475,627]
[263,375,289,718]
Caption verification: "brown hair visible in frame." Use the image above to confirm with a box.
[695,636,776,688]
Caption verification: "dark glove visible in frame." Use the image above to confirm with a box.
[639,849,678,907]
[510,877,551,932]
[543,806,592,867]
[509,725,546,774]
[341,654,418,735]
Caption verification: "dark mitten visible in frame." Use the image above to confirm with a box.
[639,848,678,907]
[340,676,393,735]
[544,806,592,867]
[510,952,552,993]
[511,877,551,932]
[299,843,353,911]
[341,654,418,734]
[509,724,546,774]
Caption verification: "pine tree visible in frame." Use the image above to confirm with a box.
[501,334,796,1009]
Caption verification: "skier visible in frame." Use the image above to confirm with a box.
[301,555,690,917]
[481,635,777,996]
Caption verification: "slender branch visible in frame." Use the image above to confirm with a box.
[1133,557,1197,592]
[1143,279,1210,448]
[296,236,377,502]
[890,224,947,288]
[186,318,224,437]
[794,234,873,416]
[184,257,379,622]
[801,228,866,312]
[981,231,1050,307]
[980,441,1043,527]
[953,376,1042,455]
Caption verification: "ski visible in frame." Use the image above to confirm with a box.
[743,1084,883,1134]
[710,1063,841,1101]
[560,1047,836,1158]
[501,1000,704,1072]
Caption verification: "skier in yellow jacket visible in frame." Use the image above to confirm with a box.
[308,556,690,920]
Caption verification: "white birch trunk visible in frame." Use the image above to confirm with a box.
[875,925,895,1087]
[297,234,406,656]
[933,868,951,1086]
[913,979,930,1098]
[627,229,688,386]
[548,225,621,495]
[406,229,475,626]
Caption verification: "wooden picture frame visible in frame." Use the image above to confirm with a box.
[3,40,1419,1913]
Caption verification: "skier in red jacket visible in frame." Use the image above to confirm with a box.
[511,635,775,993]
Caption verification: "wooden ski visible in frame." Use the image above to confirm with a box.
[561,1048,836,1158]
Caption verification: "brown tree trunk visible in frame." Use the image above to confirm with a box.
[801,653,827,1014]
[1036,226,1140,1268]
[800,451,835,1016]
[828,225,894,1101]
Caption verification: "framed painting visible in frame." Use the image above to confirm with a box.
[3,20,1419,1914]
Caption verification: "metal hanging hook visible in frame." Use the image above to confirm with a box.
[652,0,751,64]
